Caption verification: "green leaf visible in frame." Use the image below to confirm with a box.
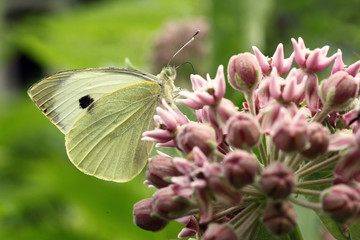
[253,220,297,240]
[318,215,349,240]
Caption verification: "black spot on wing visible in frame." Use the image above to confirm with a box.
[79,95,94,109]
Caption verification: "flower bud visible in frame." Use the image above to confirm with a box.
[223,150,258,188]
[228,53,261,93]
[320,71,358,111]
[225,112,261,150]
[272,119,308,152]
[133,198,169,231]
[334,148,360,181]
[261,163,296,199]
[301,122,330,158]
[208,98,237,127]
[203,223,238,240]
[263,200,297,235]
[146,155,181,188]
[177,216,199,238]
[208,176,242,206]
[175,122,216,155]
[321,184,360,222]
[152,186,193,220]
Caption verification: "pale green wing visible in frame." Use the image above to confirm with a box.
[65,81,161,182]
[28,68,157,134]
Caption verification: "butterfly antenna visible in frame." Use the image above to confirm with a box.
[176,61,196,74]
[167,30,200,67]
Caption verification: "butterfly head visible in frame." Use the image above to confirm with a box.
[162,65,177,81]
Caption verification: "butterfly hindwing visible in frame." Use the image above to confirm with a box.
[65,81,161,182]
[28,68,158,134]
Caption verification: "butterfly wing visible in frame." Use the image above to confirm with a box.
[28,68,157,134]
[65,81,161,182]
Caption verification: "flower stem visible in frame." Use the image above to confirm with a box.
[234,203,263,232]
[258,141,268,166]
[296,178,335,187]
[229,202,257,226]
[311,106,331,123]
[288,153,303,170]
[239,185,264,196]
[245,91,256,116]
[293,188,322,196]
[295,154,340,178]
[288,196,321,210]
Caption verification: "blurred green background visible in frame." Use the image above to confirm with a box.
[1,0,360,239]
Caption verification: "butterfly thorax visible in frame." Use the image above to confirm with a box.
[156,66,177,105]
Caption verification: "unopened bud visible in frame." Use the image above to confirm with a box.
[301,122,330,158]
[320,71,358,111]
[203,223,238,240]
[175,122,216,155]
[321,184,360,222]
[225,112,261,150]
[272,120,308,152]
[208,98,237,127]
[152,186,193,220]
[263,200,297,235]
[208,176,242,206]
[133,198,169,231]
[146,155,181,188]
[223,150,258,188]
[261,163,296,199]
[228,53,261,93]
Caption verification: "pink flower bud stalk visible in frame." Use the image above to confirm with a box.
[225,112,261,150]
[227,53,261,93]
[203,223,239,240]
[152,186,193,220]
[146,155,182,188]
[261,163,296,199]
[320,71,359,112]
[263,200,297,235]
[321,184,360,222]
[223,150,258,188]
[133,198,169,231]
[175,122,217,155]
[300,122,330,158]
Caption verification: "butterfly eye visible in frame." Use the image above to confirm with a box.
[164,67,176,79]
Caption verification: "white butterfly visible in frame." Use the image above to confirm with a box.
[28,66,177,182]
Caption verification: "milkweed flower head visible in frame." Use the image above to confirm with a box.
[136,39,360,239]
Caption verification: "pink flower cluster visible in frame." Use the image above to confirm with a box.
[134,38,360,239]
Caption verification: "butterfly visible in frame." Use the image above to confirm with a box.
[28,65,178,182]
[28,31,199,182]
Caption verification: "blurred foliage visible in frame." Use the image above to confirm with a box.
[2,0,360,239]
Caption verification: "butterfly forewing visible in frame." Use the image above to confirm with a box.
[65,82,161,182]
[28,68,157,134]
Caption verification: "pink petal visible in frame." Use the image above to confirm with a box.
[156,107,178,130]
[252,46,270,74]
[331,50,344,74]
[268,68,282,99]
[292,37,307,67]
[328,131,356,151]
[214,65,226,99]
[346,60,360,77]
[272,43,285,75]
